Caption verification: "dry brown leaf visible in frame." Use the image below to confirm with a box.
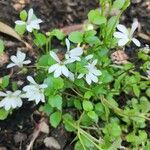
[0,22,22,42]
[0,22,33,51]
[44,137,61,150]
[0,53,9,67]
[38,121,49,134]
[111,50,129,65]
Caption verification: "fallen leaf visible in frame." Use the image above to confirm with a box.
[38,121,49,134]
[0,53,9,67]
[44,137,61,150]
[14,132,27,143]
[0,22,22,42]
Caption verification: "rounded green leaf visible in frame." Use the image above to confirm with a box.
[83,100,93,111]
[88,10,106,25]
[69,31,83,43]
[0,40,5,54]
[50,111,62,128]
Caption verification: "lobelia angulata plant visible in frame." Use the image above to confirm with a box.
[0,0,150,149]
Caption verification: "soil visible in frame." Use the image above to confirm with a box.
[0,0,150,150]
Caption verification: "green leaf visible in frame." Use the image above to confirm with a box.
[34,33,47,47]
[87,111,98,123]
[83,100,93,111]
[51,29,65,40]
[88,10,106,25]
[146,88,150,97]
[113,0,125,9]
[15,24,26,35]
[74,141,84,150]
[63,113,76,132]
[50,111,62,128]
[0,39,5,54]
[69,31,83,43]
[0,109,9,120]
[133,85,140,97]
[48,95,62,110]
[74,99,82,110]
[1,75,9,88]
[100,70,114,83]
[84,91,93,99]
[20,10,27,21]
[44,75,64,90]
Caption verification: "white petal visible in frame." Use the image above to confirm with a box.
[39,84,48,89]
[85,74,92,85]
[13,90,21,96]
[17,51,26,62]
[114,32,128,39]
[50,51,60,63]
[15,20,26,25]
[26,25,33,32]
[93,69,102,76]
[118,38,129,46]
[27,8,34,23]
[68,72,75,81]
[10,55,19,64]
[64,58,75,64]
[70,47,83,57]
[85,54,93,60]
[61,66,69,77]
[0,92,7,97]
[54,66,62,78]
[77,74,84,79]
[132,38,141,47]
[66,38,70,51]
[23,60,31,64]
[117,24,129,35]
[130,20,138,36]
[7,63,16,68]
[89,73,98,83]
[29,19,42,30]
[48,64,59,73]
[27,76,37,84]
[91,59,98,66]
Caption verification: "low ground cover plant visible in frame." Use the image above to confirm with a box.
[0,0,150,149]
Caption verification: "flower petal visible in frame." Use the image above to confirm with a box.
[65,38,70,51]
[77,74,84,79]
[132,38,141,47]
[15,20,26,25]
[70,47,83,57]
[50,51,60,63]
[85,74,92,85]
[118,38,129,46]
[61,65,69,77]
[85,54,93,61]
[7,63,16,68]
[27,8,34,23]
[17,51,26,62]
[27,76,37,85]
[114,32,128,39]
[48,64,59,73]
[130,20,138,36]
[54,66,62,78]
[23,60,31,64]
[0,92,7,97]
[117,24,129,35]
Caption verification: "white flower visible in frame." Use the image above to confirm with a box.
[23,76,47,104]
[78,59,102,85]
[7,50,31,68]
[114,20,141,47]
[146,65,150,79]
[48,51,73,78]
[65,38,83,62]
[0,90,23,110]
[15,8,42,32]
